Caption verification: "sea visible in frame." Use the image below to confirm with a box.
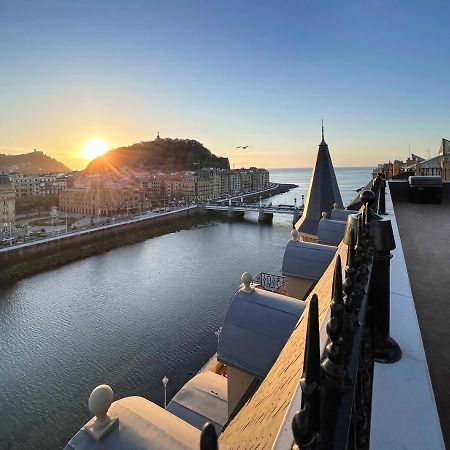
[0,168,372,450]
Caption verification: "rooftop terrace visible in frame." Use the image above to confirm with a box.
[390,180,450,448]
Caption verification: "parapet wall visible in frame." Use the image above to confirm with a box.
[389,180,450,203]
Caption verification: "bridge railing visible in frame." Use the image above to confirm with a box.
[252,272,287,294]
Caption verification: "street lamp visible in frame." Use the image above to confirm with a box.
[162,376,169,408]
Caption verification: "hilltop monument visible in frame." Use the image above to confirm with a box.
[295,122,343,241]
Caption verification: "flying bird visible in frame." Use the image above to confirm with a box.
[236,145,252,149]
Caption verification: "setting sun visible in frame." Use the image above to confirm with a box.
[81,139,111,160]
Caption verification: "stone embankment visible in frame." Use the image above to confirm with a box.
[0,207,218,284]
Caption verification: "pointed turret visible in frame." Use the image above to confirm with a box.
[295,124,343,241]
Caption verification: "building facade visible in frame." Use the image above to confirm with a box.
[10,173,71,197]
[59,167,270,214]
[1,173,16,226]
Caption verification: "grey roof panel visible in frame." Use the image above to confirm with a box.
[418,155,442,169]
[167,372,228,433]
[217,289,305,378]
[282,240,336,280]
[330,208,353,221]
[317,219,347,246]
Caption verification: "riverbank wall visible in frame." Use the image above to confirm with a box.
[0,207,214,284]
[1,207,197,266]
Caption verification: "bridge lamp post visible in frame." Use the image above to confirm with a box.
[162,376,169,409]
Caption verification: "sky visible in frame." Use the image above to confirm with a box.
[1,0,449,170]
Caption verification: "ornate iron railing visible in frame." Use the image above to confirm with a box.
[200,186,402,450]
[252,272,287,294]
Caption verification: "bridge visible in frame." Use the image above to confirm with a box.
[205,202,303,223]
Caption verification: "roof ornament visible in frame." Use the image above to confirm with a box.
[291,228,300,242]
[241,272,254,293]
[321,211,328,219]
[321,118,325,142]
[83,384,118,440]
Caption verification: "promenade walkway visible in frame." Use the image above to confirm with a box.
[0,205,197,254]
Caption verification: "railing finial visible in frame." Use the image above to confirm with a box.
[83,384,118,440]
[343,229,359,330]
[241,272,254,293]
[200,422,218,450]
[322,255,346,383]
[292,294,320,448]
[291,228,300,242]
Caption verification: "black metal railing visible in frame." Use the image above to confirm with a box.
[200,189,401,450]
[252,272,287,293]
[288,190,401,450]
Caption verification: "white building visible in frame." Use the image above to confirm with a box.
[10,174,40,197]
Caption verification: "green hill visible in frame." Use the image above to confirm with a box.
[85,137,230,173]
[0,150,70,174]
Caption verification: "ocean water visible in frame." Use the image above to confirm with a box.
[267,167,371,207]
[0,167,372,449]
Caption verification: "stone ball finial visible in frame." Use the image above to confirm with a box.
[333,203,338,209]
[321,211,328,219]
[360,190,376,205]
[291,228,299,241]
[88,385,114,426]
[241,272,253,293]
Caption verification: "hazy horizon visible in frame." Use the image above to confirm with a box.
[2,1,449,170]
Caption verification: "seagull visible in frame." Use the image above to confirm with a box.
[236,145,251,149]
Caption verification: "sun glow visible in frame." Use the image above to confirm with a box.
[81,139,111,160]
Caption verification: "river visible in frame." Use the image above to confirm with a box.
[0,168,371,449]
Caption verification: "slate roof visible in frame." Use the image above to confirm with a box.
[217,288,306,379]
[330,208,354,221]
[317,218,347,246]
[282,240,336,280]
[296,126,343,237]
[166,372,228,433]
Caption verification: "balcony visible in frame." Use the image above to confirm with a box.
[252,272,287,295]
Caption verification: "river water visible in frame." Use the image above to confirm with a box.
[0,168,371,449]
